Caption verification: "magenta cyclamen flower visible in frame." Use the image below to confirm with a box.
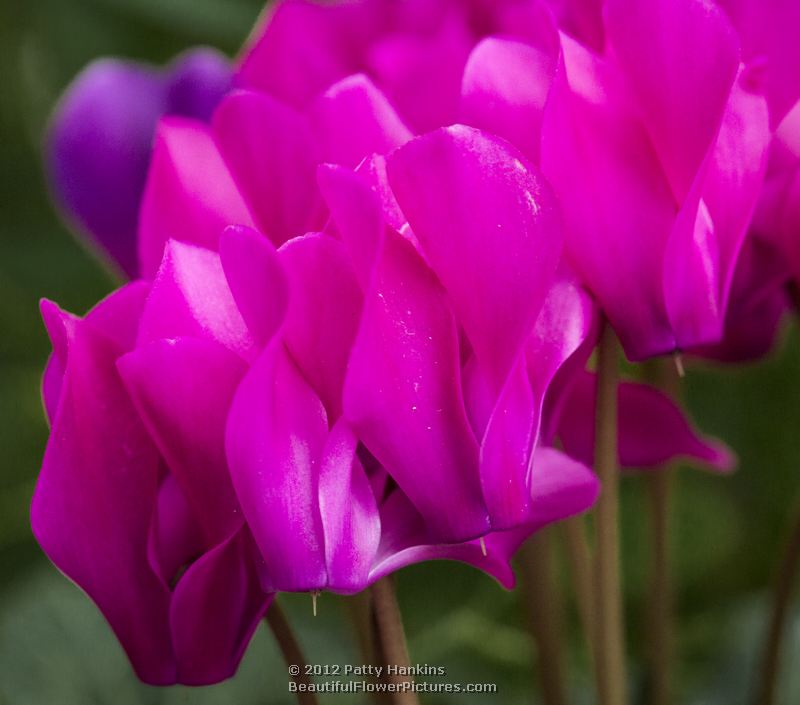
[33,122,600,683]
[239,0,774,361]
[46,48,232,277]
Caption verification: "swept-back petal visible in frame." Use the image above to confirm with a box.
[225,341,328,592]
[318,422,381,593]
[461,37,556,163]
[605,0,740,201]
[118,337,247,545]
[388,125,562,391]
[558,371,736,472]
[219,225,288,348]
[213,91,321,246]
[279,233,363,419]
[138,240,256,360]
[344,229,489,542]
[171,528,271,685]
[138,117,254,277]
[31,306,174,684]
[311,74,412,167]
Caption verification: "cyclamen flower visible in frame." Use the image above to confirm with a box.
[33,124,600,683]
[46,48,232,277]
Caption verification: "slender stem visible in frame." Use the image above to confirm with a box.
[753,499,800,705]
[520,528,568,705]
[643,357,679,705]
[265,600,319,705]
[592,320,628,705]
[561,515,596,665]
[370,577,420,705]
[347,592,392,705]
[646,469,673,705]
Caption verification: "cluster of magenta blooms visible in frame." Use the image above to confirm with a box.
[38,0,799,687]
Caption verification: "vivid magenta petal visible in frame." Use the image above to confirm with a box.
[138,118,254,277]
[213,91,322,246]
[279,233,363,419]
[170,528,270,685]
[344,228,489,542]
[31,303,174,684]
[388,125,562,392]
[318,421,381,593]
[225,341,328,592]
[118,337,247,544]
[311,74,412,167]
[138,240,256,360]
[218,225,289,348]
[461,37,556,163]
[558,371,736,472]
[541,40,677,359]
[605,0,740,202]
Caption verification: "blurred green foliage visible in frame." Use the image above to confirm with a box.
[1,0,800,703]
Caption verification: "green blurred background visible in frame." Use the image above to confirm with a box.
[1,1,800,703]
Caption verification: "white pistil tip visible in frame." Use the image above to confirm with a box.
[673,352,686,378]
[479,537,487,557]
[312,591,319,617]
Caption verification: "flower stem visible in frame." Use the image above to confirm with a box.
[646,469,673,705]
[265,599,319,705]
[592,320,628,705]
[347,592,392,705]
[753,498,800,705]
[561,515,596,664]
[520,528,568,705]
[370,576,420,705]
[643,357,679,705]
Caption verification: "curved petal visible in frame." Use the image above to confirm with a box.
[171,528,271,685]
[460,37,556,163]
[317,163,384,289]
[318,421,381,593]
[388,125,562,392]
[343,228,489,543]
[213,91,322,247]
[541,41,677,359]
[225,341,328,593]
[605,0,740,201]
[138,240,256,360]
[138,117,254,277]
[311,74,412,167]
[31,305,174,684]
[118,337,247,544]
[219,225,288,348]
[558,371,736,472]
[279,233,363,419]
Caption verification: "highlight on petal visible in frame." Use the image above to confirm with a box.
[138,117,254,277]
[225,341,328,593]
[557,371,736,472]
[138,240,256,360]
[318,421,381,593]
[388,125,562,391]
[311,74,413,167]
[461,36,557,163]
[219,225,288,348]
[343,228,489,543]
[541,41,678,359]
